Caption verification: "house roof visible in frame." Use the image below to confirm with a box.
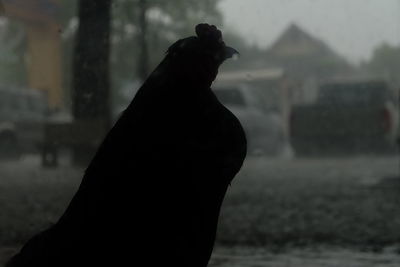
[267,23,340,59]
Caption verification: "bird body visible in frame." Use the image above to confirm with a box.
[7,24,246,267]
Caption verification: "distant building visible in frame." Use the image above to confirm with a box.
[216,24,358,127]
[2,0,63,110]
[264,23,355,103]
[265,23,353,80]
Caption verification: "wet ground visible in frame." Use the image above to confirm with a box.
[2,246,399,267]
[1,153,399,266]
[1,152,398,186]
[209,246,400,267]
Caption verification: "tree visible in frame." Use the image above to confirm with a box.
[59,0,223,110]
[0,0,224,107]
[73,0,111,122]
[364,43,400,87]
[71,0,111,165]
[110,0,222,80]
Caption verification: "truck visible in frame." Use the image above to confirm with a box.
[0,86,47,158]
[213,85,291,157]
[289,80,398,156]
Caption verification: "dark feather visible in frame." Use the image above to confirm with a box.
[7,23,246,267]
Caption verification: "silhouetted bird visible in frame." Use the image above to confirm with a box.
[7,23,247,267]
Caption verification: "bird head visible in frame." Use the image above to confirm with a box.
[166,24,239,88]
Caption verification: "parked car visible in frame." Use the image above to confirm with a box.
[213,85,292,157]
[290,80,399,155]
[0,86,48,158]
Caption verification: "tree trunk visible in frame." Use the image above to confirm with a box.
[72,0,111,165]
[137,0,149,81]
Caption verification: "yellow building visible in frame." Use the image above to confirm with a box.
[2,0,63,110]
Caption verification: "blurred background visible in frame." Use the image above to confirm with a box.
[0,0,399,266]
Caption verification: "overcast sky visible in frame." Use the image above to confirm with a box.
[218,0,400,64]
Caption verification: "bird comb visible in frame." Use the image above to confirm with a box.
[195,23,224,46]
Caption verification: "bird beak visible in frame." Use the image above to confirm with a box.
[224,46,239,60]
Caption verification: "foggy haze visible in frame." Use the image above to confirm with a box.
[1,2,400,267]
[219,0,400,64]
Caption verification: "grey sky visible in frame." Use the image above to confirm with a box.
[218,0,400,64]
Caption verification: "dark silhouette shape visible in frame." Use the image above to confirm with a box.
[7,24,247,267]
